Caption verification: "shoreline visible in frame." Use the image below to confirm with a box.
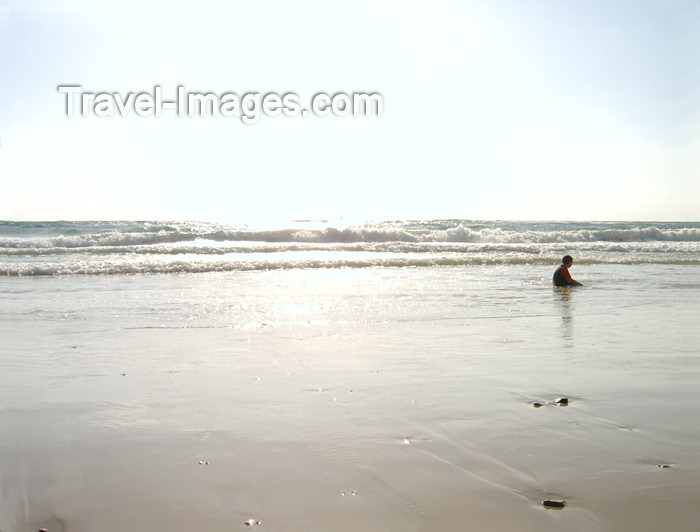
[2,258,700,531]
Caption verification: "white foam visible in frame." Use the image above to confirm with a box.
[2,221,699,276]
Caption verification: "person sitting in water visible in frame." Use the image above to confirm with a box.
[553,255,583,286]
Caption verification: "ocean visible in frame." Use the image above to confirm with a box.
[1,219,700,531]
[2,219,699,277]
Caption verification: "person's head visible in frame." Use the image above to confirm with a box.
[562,255,574,267]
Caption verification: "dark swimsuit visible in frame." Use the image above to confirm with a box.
[553,265,572,286]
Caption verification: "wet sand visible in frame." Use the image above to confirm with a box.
[3,306,700,532]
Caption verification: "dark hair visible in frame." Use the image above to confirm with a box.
[562,255,573,264]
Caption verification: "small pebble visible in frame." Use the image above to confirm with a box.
[244,518,261,526]
[533,402,543,408]
[542,499,566,509]
[555,397,569,406]
[657,464,671,468]
[341,490,357,496]
[198,460,209,465]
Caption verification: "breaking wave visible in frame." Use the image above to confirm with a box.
[1,222,700,250]
[2,220,699,276]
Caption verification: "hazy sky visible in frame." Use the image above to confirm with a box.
[1,0,698,224]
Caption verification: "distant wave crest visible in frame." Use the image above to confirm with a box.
[2,224,700,250]
[2,220,699,276]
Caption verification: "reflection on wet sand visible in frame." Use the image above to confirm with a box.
[554,286,575,344]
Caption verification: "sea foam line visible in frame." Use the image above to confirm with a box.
[2,225,700,250]
[0,241,697,258]
[3,254,700,276]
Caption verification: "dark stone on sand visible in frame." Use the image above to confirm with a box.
[657,464,671,468]
[555,397,569,405]
[542,499,566,509]
[533,402,543,408]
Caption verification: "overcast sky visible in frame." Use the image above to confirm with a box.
[1,0,698,224]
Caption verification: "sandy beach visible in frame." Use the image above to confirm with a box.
[2,257,700,531]
[3,0,699,526]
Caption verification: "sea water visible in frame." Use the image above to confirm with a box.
[1,220,700,531]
